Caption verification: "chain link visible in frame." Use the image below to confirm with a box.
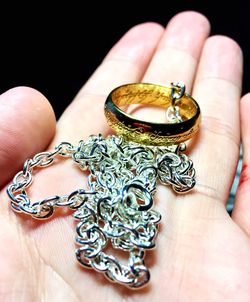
[7,134,195,288]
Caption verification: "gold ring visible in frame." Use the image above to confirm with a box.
[104,83,201,146]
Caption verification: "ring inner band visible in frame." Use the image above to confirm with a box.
[105,83,201,146]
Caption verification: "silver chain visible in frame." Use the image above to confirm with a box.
[7,134,195,288]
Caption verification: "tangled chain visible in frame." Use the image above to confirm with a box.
[7,134,195,288]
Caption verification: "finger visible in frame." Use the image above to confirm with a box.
[0,87,56,187]
[143,11,210,91]
[232,94,250,235]
[53,23,164,143]
[191,36,242,204]
[129,11,210,122]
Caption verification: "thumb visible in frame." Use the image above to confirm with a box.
[0,86,56,187]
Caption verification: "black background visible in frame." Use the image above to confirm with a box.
[0,3,249,118]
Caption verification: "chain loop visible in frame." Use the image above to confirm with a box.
[7,142,79,217]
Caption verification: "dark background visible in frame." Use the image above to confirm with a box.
[0,3,249,118]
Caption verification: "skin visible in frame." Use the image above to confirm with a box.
[0,11,250,302]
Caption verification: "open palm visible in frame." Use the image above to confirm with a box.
[1,11,250,302]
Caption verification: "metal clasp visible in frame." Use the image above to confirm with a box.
[166,81,185,123]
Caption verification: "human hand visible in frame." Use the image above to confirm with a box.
[0,11,250,302]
